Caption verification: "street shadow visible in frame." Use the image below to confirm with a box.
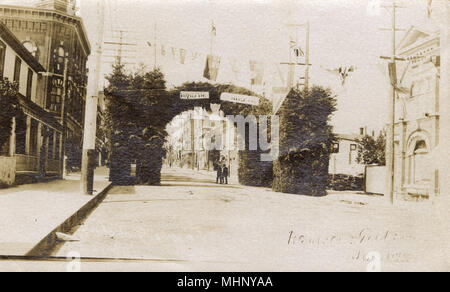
[161,174,215,184]
[107,186,137,195]
[160,183,239,189]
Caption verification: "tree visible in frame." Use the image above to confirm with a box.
[0,78,20,152]
[272,86,337,196]
[356,132,386,165]
[104,62,169,185]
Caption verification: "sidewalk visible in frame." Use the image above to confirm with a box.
[0,167,111,256]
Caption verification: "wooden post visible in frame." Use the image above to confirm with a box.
[25,115,31,155]
[81,0,105,194]
[60,58,68,179]
[9,117,16,157]
[438,0,450,198]
[305,21,310,89]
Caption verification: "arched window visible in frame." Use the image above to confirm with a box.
[23,41,39,61]
[408,139,431,185]
[53,44,66,74]
[57,46,65,64]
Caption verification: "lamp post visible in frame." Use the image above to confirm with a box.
[39,57,69,179]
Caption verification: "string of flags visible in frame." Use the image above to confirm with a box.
[146,40,272,85]
[146,23,360,91]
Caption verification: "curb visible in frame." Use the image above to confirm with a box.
[25,183,114,257]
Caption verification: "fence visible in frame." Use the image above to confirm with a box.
[0,156,16,186]
[365,165,386,195]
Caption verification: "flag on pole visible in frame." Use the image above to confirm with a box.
[289,37,304,58]
[211,20,217,37]
[427,0,433,18]
[250,60,264,86]
[203,54,221,81]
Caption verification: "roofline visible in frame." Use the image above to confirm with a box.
[398,31,440,56]
[335,134,363,142]
[396,25,437,52]
[0,4,91,55]
[0,20,45,73]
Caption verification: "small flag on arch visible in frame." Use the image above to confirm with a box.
[203,55,221,81]
[250,60,264,86]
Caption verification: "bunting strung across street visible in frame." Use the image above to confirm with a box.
[322,65,357,86]
[203,54,221,81]
[179,48,186,64]
[145,38,297,89]
[250,60,264,86]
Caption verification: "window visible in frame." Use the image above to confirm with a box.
[23,41,35,56]
[26,69,33,99]
[14,56,21,84]
[332,143,340,153]
[0,40,6,78]
[350,144,357,151]
[408,140,431,185]
[54,45,66,74]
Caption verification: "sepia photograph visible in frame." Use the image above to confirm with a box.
[0,0,448,275]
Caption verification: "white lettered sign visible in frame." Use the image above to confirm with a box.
[220,92,260,106]
[180,91,209,100]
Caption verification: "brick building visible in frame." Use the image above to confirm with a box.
[0,0,91,172]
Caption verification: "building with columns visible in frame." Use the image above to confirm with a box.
[0,20,62,183]
[0,0,91,174]
[388,0,449,201]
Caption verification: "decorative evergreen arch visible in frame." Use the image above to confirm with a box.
[107,80,273,187]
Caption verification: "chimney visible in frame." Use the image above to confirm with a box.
[35,0,70,14]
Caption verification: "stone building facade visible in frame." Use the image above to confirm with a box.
[391,26,442,200]
[0,0,90,172]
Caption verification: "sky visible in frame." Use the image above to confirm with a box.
[1,0,441,134]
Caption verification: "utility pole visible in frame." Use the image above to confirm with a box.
[154,22,157,70]
[437,0,450,200]
[380,1,405,205]
[103,29,137,67]
[81,0,105,195]
[60,58,69,179]
[273,21,311,114]
[304,20,310,89]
